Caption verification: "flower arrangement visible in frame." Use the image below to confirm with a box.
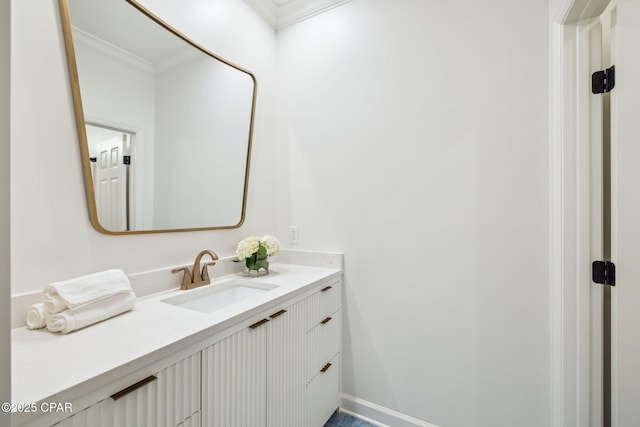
[233,235,281,274]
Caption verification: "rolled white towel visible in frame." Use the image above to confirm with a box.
[43,269,132,314]
[26,303,50,330]
[46,292,137,334]
[43,292,66,314]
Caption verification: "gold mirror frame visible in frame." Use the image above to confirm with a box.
[59,0,257,235]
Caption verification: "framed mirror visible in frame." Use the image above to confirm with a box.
[59,0,257,234]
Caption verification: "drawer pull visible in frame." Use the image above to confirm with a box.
[321,316,332,325]
[320,363,332,373]
[111,375,157,400]
[321,286,333,292]
[270,309,287,319]
[249,318,270,329]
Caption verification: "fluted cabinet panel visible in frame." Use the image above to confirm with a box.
[306,353,340,427]
[305,280,341,333]
[202,325,267,427]
[267,300,307,427]
[306,310,341,383]
[52,402,110,427]
[177,411,200,427]
[52,279,342,427]
[52,353,201,427]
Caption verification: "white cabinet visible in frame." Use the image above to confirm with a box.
[304,280,341,426]
[266,298,308,427]
[201,318,268,426]
[307,353,340,427]
[202,299,307,427]
[202,278,342,427]
[47,277,341,427]
[52,353,201,427]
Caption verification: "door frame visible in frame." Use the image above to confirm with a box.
[0,1,10,425]
[550,0,611,426]
[84,115,146,230]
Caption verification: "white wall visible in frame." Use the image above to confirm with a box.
[276,1,549,426]
[0,0,10,421]
[11,0,552,424]
[10,0,277,295]
[154,57,253,228]
[75,38,157,229]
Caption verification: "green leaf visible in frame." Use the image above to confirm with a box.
[255,259,269,271]
[257,244,267,259]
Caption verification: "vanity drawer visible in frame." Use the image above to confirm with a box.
[306,310,341,383]
[305,279,342,332]
[52,353,201,427]
[306,353,340,427]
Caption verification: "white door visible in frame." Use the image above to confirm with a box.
[94,135,127,232]
[608,1,640,425]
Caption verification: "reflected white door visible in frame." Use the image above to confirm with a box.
[94,135,126,231]
[609,1,640,425]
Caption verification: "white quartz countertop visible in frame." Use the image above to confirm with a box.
[11,263,341,414]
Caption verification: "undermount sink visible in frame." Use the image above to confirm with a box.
[162,278,278,314]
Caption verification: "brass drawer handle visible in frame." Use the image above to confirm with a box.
[270,309,287,319]
[321,286,333,292]
[321,317,332,325]
[249,318,270,329]
[111,375,157,400]
[320,363,332,373]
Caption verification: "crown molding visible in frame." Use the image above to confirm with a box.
[244,0,352,30]
[72,27,153,75]
[71,27,204,78]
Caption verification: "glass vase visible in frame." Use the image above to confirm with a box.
[244,254,269,276]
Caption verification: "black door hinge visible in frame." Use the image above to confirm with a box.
[592,260,616,286]
[123,155,131,165]
[592,65,615,94]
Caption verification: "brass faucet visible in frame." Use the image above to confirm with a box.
[171,250,219,290]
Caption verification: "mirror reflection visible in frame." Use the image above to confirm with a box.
[62,0,256,233]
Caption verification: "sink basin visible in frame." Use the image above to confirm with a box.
[162,278,278,314]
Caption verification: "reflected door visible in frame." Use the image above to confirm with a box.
[87,124,133,232]
[94,135,126,231]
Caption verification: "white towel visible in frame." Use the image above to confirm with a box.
[46,292,137,334]
[26,302,50,330]
[43,269,132,314]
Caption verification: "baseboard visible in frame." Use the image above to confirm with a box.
[340,394,440,427]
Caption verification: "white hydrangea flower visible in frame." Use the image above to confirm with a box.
[261,235,281,257]
[235,235,260,261]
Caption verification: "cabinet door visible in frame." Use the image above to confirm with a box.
[267,301,307,427]
[53,353,201,427]
[202,321,268,427]
[201,279,343,427]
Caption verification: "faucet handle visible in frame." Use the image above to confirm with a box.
[201,261,217,282]
[171,267,192,290]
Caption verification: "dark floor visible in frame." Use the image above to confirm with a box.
[323,411,378,427]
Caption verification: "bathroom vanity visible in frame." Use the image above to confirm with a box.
[11,263,342,427]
